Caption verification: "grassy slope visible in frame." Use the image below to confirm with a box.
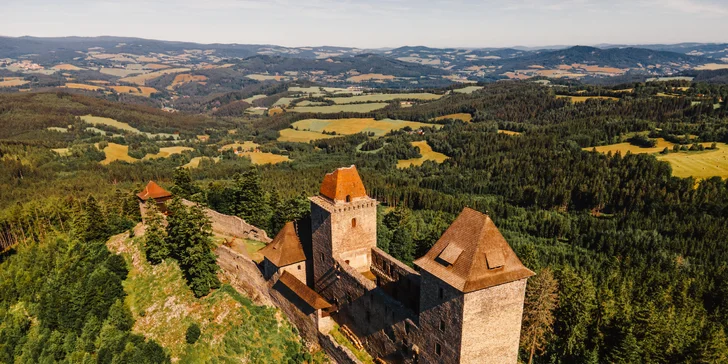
[106,231,317,363]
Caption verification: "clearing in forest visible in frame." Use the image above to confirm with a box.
[243,94,267,103]
[52,64,84,71]
[328,93,442,104]
[142,147,194,160]
[108,86,158,97]
[346,73,396,82]
[246,74,287,81]
[220,141,260,152]
[80,115,177,139]
[397,141,449,168]
[435,113,472,122]
[289,103,389,113]
[120,68,191,85]
[0,79,29,87]
[240,152,291,165]
[291,118,439,137]
[98,142,137,165]
[499,130,522,136]
[277,129,339,143]
[453,86,484,94]
[64,83,105,91]
[556,95,620,103]
[167,74,208,90]
[183,156,220,169]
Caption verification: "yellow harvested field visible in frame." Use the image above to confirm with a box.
[557,95,620,103]
[144,63,171,70]
[499,130,522,136]
[88,80,111,85]
[64,83,105,91]
[136,56,159,62]
[246,74,286,81]
[289,103,389,113]
[167,73,208,90]
[240,152,291,165]
[657,145,728,179]
[397,141,449,168]
[220,141,259,152]
[329,93,442,104]
[291,118,439,137]
[52,64,83,71]
[268,106,285,116]
[81,115,138,132]
[98,143,137,165]
[120,68,191,85]
[183,156,219,169]
[454,86,484,94]
[142,147,194,160]
[0,79,29,87]
[108,86,158,97]
[99,68,146,77]
[347,73,396,82]
[435,113,472,122]
[696,63,728,71]
[277,129,339,143]
[587,138,679,155]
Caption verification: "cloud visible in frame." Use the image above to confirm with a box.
[652,0,728,15]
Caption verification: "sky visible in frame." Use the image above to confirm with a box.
[1,0,727,48]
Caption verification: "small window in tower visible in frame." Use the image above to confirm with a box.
[435,343,442,356]
[352,218,357,227]
[346,195,351,203]
[438,287,444,300]
[297,264,301,270]
[439,320,445,331]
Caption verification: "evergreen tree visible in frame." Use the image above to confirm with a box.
[171,168,198,199]
[521,268,559,364]
[693,323,728,363]
[73,196,108,242]
[268,189,285,235]
[231,170,270,229]
[143,200,169,265]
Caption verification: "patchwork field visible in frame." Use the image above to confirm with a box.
[0,78,29,87]
[99,68,146,77]
[328,93,442,104]
[695,63,728,71]
[435,113,472,122]
[183,156,220,169]
[557,95,620,103]
[220,141,260,152]
[80,115,177,139]
[347,73,396,82]
[277,129,339,143]
[64,83,105,91]
[52,64,83,71]
[397,141,449,168]
[142,146,194,160]
[290,118,438,137]
[120,68,191,85]
[98,142,137,165]
[240,152,291,165]
[453,86,484,94]
[167,73,208,90]
[108,86,158,97]
[289,103,389,113]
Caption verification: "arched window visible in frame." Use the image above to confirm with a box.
[345,195,351,203]
[352,218,357,227]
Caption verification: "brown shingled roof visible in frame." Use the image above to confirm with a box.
[319,165,368,202]
[259,222,306,267]
[136,181,172,201]
[278,271,331,310]
[414,208,534,293]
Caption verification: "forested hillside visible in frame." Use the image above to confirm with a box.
[2,79,728,362]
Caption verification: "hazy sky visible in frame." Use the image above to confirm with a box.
[2,0,727,48]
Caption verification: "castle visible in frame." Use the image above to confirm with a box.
[258,165,535,363]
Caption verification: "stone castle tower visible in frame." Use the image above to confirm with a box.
[414,209,534,363]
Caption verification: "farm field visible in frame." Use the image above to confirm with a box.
[0,79,29,87]
[556,95,620,103]
[586,138,688,155]
[291,118,439,137]
[142,146,194,160]
[99,68,145,77]
[120,68,190,85]
[220,141,259,152]
[108,86,158,97]
[499,130,522,136]
[240,152,290,165]
[289,103,388,113]
[435,113,472,122]
[397,141,449,168]
[657,145,728,179]
[167,74,208,90]
[183,156,219,169]
[52,64,83,71]
[51,148,71,156]
[453,86,484,94]
[64,83,105,91]
[245,74,286,81]
[277,129,338,143]
[273,97,297,107]
[328,93,442,104]
[695,63,728,71]
[98,142,137,165]
[243,94,266,103]
[289,86,355,96]
[80,115,177,139]
[347,73,395,82]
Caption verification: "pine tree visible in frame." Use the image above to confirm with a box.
[694,323,728,363]
[171,168,198,199]
[521,268,559,364]
[268,189,285,235]
[73,196,108,242]
[232,170,269,229]
[143,200,168,265]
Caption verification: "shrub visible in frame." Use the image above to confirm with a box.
[186,323,201,344]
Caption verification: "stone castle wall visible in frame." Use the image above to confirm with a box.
[371,248,421,313]
[181,199,271,242]
[418,270,466,364]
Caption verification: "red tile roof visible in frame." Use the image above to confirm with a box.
[414,208,534,293]
[319,165,367,202]
[278,271,331,310]
[136,181,172,201]
[259,222,306,267]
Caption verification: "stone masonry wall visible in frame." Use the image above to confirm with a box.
[460,279,528,364]
[182,199,271,242]
[418,270,465,364]
[329,198,377,271]
[371,248,422,313]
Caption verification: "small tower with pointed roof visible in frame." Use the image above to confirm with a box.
[310,165,378,289]
[414,208,534,364]
[259,221,308,283]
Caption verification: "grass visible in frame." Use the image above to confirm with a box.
[183,157,220,169]
[291,118,439,137]
[167,74,208,90]
[241,152,291,165]
[695,63,728,71]
[587,139,728,179]
[556,95,620,103]
[106,233,310,363]
[98,142,137,165]
[142,147,194,160]
[330,326,375,364]
[52,64,83,71]
[288,86,353,96]
[109,86,158,97]
[397,141,449,168]
[80,115,177,139]
[289,103,389,113]
[99,68,146,77]
[453,86,484,94]
[435,113,472,122]
[273,97,297,107]
[0,79,29,87]
[277,129,338,143]
[328,93,442,104]
[246,74,286,81]
[51,148,71,156]
[346,73,395,82]
[220,141,260,152]
[64,83,105,91]
[120,68,191,86]
[243,94,267,103]
[227,239,268,262]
